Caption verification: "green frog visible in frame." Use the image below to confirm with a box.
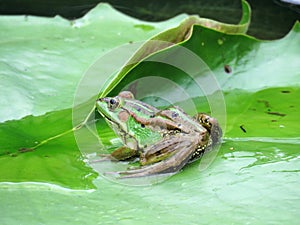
[96,91,222,178]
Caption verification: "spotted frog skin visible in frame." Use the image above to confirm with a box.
[95,91,222,178]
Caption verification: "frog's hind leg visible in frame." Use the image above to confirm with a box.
[108,135,199,178]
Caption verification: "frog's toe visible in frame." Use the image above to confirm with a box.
[102,166,162,179]
[103,171,123,178]
[210,122,223,146]
[89,154,116,163]
[108,170,172,179]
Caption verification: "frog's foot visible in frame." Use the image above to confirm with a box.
[89,154,116,163]
[104,156,183,179]
[104,166,174,179]
[90,154,140,164]
[194,113,222,147]
[103,169,176,180]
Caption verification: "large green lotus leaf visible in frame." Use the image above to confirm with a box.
[0,0,299,188]
[110,23,300,138]
[0,3,187,123]
[101,0,251,95]
[0,109,98,189]
[0,1,252,188]
[0,4,189,188]
[0,2,300,224]
[93,24,299,195]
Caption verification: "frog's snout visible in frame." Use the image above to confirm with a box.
[96,98,109,109]
[97,97,108,103]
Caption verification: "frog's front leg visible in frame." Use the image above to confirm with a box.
[108,134,201,178]
[110,146,139,160]
[93,146,139,163]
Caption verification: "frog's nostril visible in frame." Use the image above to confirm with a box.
[98,97,108,103]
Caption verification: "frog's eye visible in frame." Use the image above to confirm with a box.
[110,99,116,105]
[108,98,119,110]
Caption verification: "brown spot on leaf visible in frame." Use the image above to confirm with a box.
[224,64,232,73]
[239,125,247,133]
[257,100,271,108]
[18,147,33,153]
[267,111,286,117]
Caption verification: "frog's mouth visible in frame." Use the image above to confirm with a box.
[96,99,112,119]
[96,99,123,127]
[96,100,128,136]
[96,98,140,150]
[102,114,139,150]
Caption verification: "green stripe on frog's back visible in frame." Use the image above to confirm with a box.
[126,116,162,148]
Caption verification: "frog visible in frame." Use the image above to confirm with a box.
[95,91,222,178]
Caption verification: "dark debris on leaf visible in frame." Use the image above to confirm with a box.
[18,147,34,153]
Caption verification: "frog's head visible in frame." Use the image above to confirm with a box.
[96,91,146,150]
[96,91,134,130]
[96,91,162,149]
